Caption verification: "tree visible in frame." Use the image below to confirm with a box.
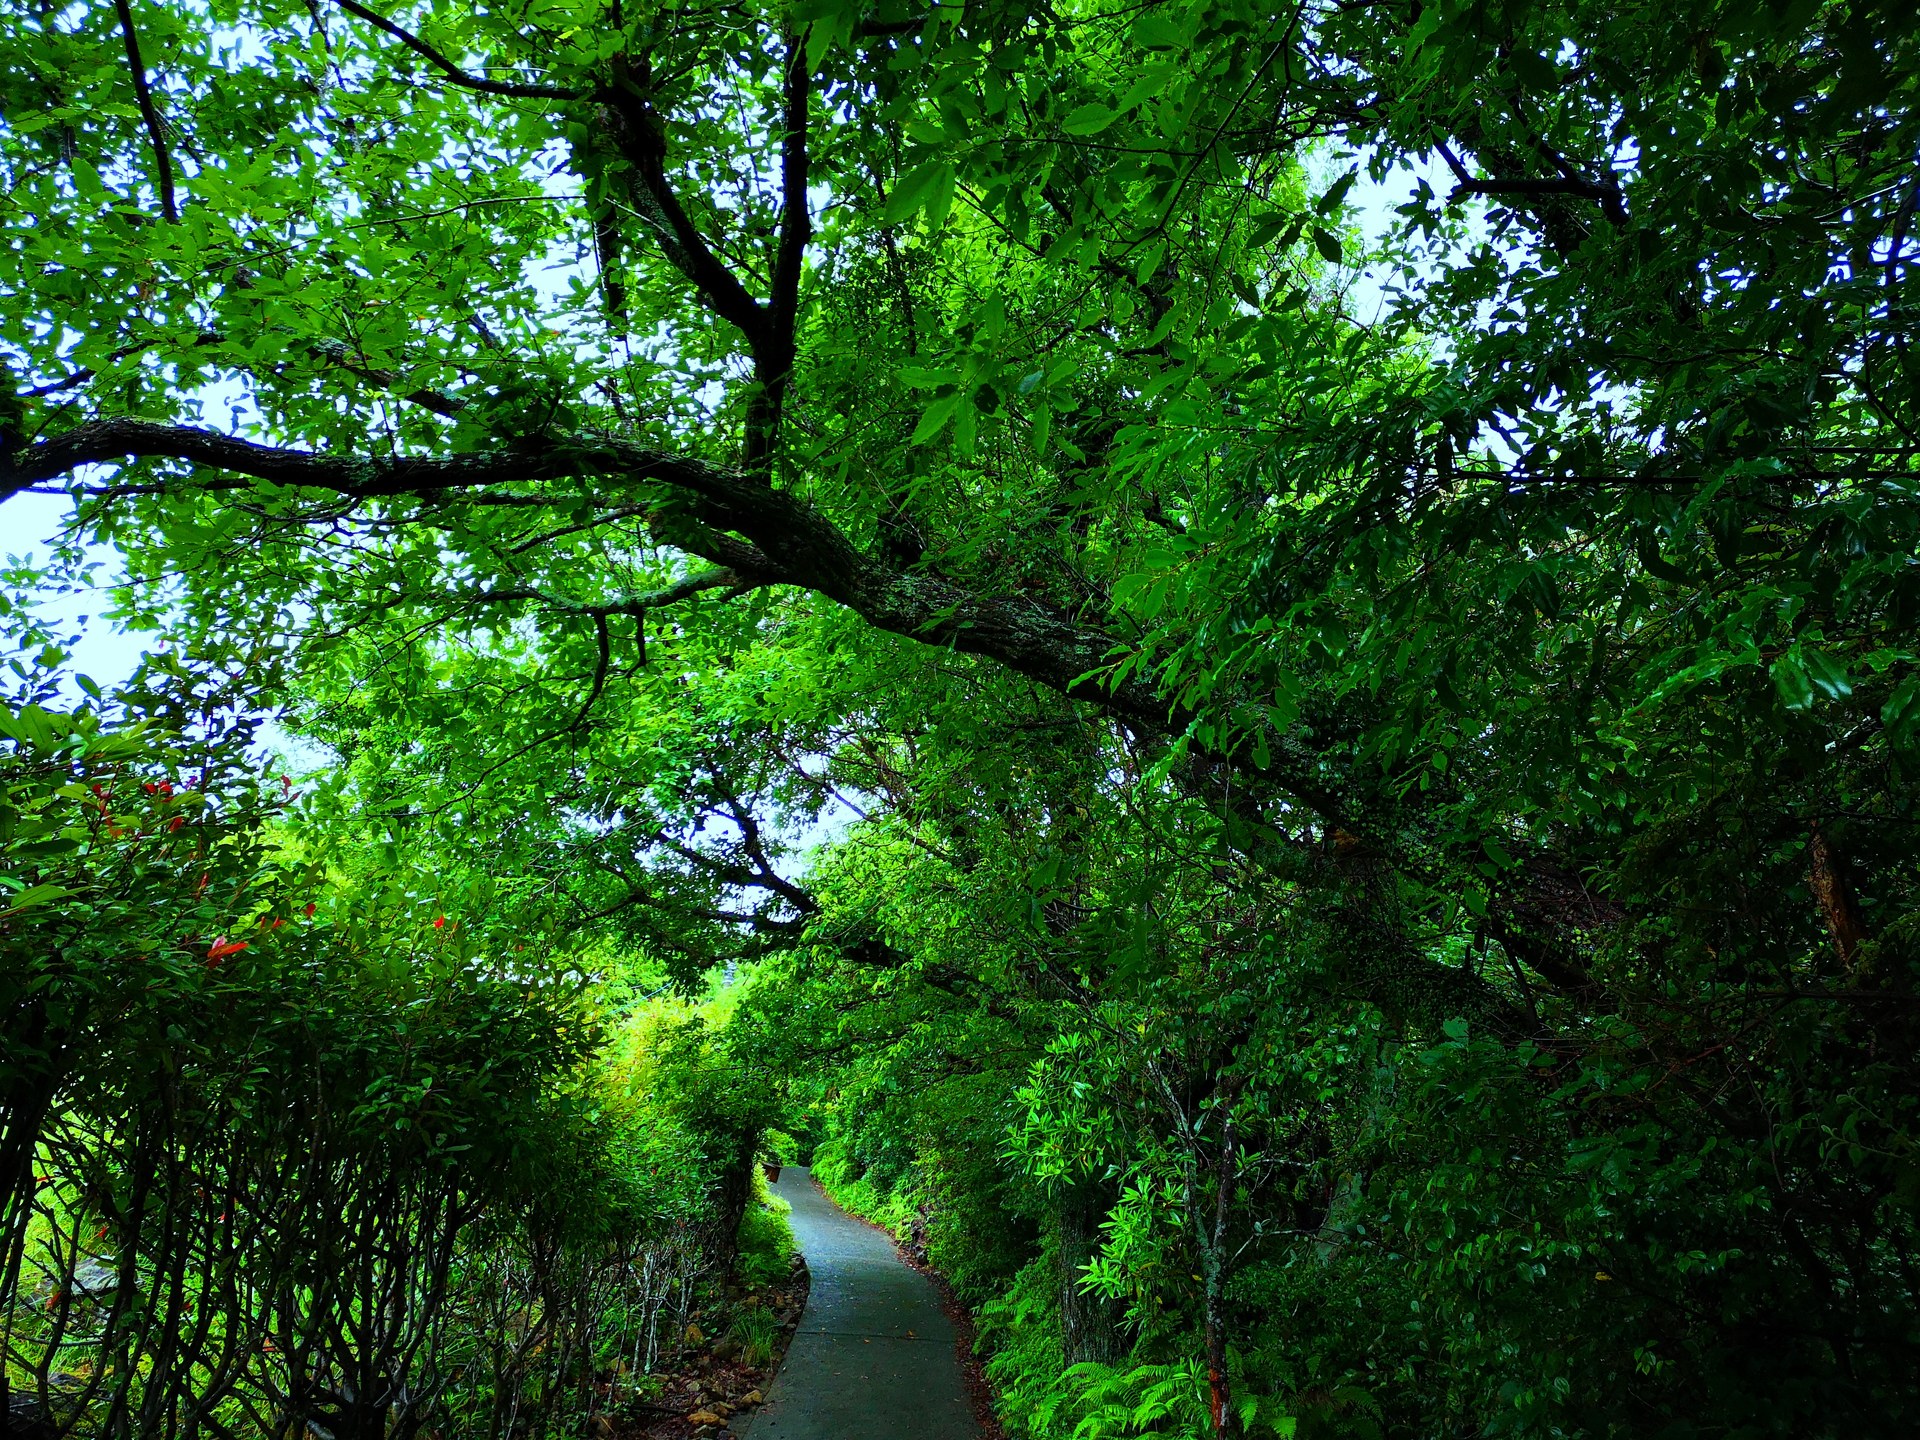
[7,0,1920,1432]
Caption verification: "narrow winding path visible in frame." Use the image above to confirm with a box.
[740,1167,979,1440]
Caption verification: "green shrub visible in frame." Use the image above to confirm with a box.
[735,1172,796,1288]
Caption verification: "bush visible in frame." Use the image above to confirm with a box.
[735,1171,796,1289]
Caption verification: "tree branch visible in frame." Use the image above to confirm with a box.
[1449,175,1626,225]
[311,338,466,416]
[706,771,817,914]
[463,569,759,618]
[8,419,1347,827]
[9,418,678,500]
[334,0,586,100]
[564,613,612,735]
[113,0,178,223]
[601,67,770,349]
[581,875,808,934]
[745,31,813,476]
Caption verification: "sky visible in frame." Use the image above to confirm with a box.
[5,488,159,693]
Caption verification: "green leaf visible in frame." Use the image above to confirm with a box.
[1803,648,1851,702]
[1246,212,1292,248]
[1883,676,1920,741]
[1405,5,1446,50]
[1316,171,1358,214]
[882,161,956,226]
[0,883,74,916]
[1311,226,1344,263]
[899,366,957,390]
[1771,651,1814,711]
[1031,403,1052,456]
[1129,11,1187,48]
[911,394,960,444]
[1062,104,1119,136]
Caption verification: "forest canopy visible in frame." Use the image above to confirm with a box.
[4,0,1920,1434]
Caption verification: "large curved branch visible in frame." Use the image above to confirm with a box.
[10,418,1605,1001]
[6,419,1351,823]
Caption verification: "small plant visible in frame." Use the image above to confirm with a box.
[725,1305,779,1368]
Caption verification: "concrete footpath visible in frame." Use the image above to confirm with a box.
[739,1166,978,1440]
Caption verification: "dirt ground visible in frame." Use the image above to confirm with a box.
[594,1252,811,1440]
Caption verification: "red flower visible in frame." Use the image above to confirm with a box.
[168,816,184,831]
[433,915,447,929]
[206,938,249,964]
[303,902,316,917]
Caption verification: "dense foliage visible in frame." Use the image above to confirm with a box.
[0,654,791,1437]
[4,0,1919,1434]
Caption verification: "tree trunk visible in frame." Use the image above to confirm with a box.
[710,1130,761,1268]
[1808,823,1870,970]
[1201,1120,1239,1440]
[1203,1285,1232,1440]
[1058,1181,1123,1366]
